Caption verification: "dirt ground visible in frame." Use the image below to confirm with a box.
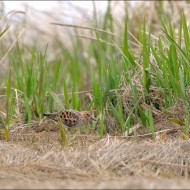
[0,126,190,189]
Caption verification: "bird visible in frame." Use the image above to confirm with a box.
[43,109,96,128]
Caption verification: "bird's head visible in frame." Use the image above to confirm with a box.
[81,111,96,123]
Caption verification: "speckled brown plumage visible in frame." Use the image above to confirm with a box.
[43,109,95,127]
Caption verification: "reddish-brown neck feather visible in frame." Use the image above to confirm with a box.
[81,111,90,123]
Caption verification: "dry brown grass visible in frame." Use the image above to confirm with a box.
[0,129,190,189]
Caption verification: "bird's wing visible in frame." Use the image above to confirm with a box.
[59,110,80,127]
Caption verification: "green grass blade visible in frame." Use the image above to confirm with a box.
[99,113,104,138]
[24,94,31,128]
[63,79,69,109]
[49,90,65,110]
[58,118,68,144]
[5,70,11,125]
[148,109,155,139]
[0,26,9,38]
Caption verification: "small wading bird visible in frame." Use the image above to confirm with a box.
[43,109,96,128]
